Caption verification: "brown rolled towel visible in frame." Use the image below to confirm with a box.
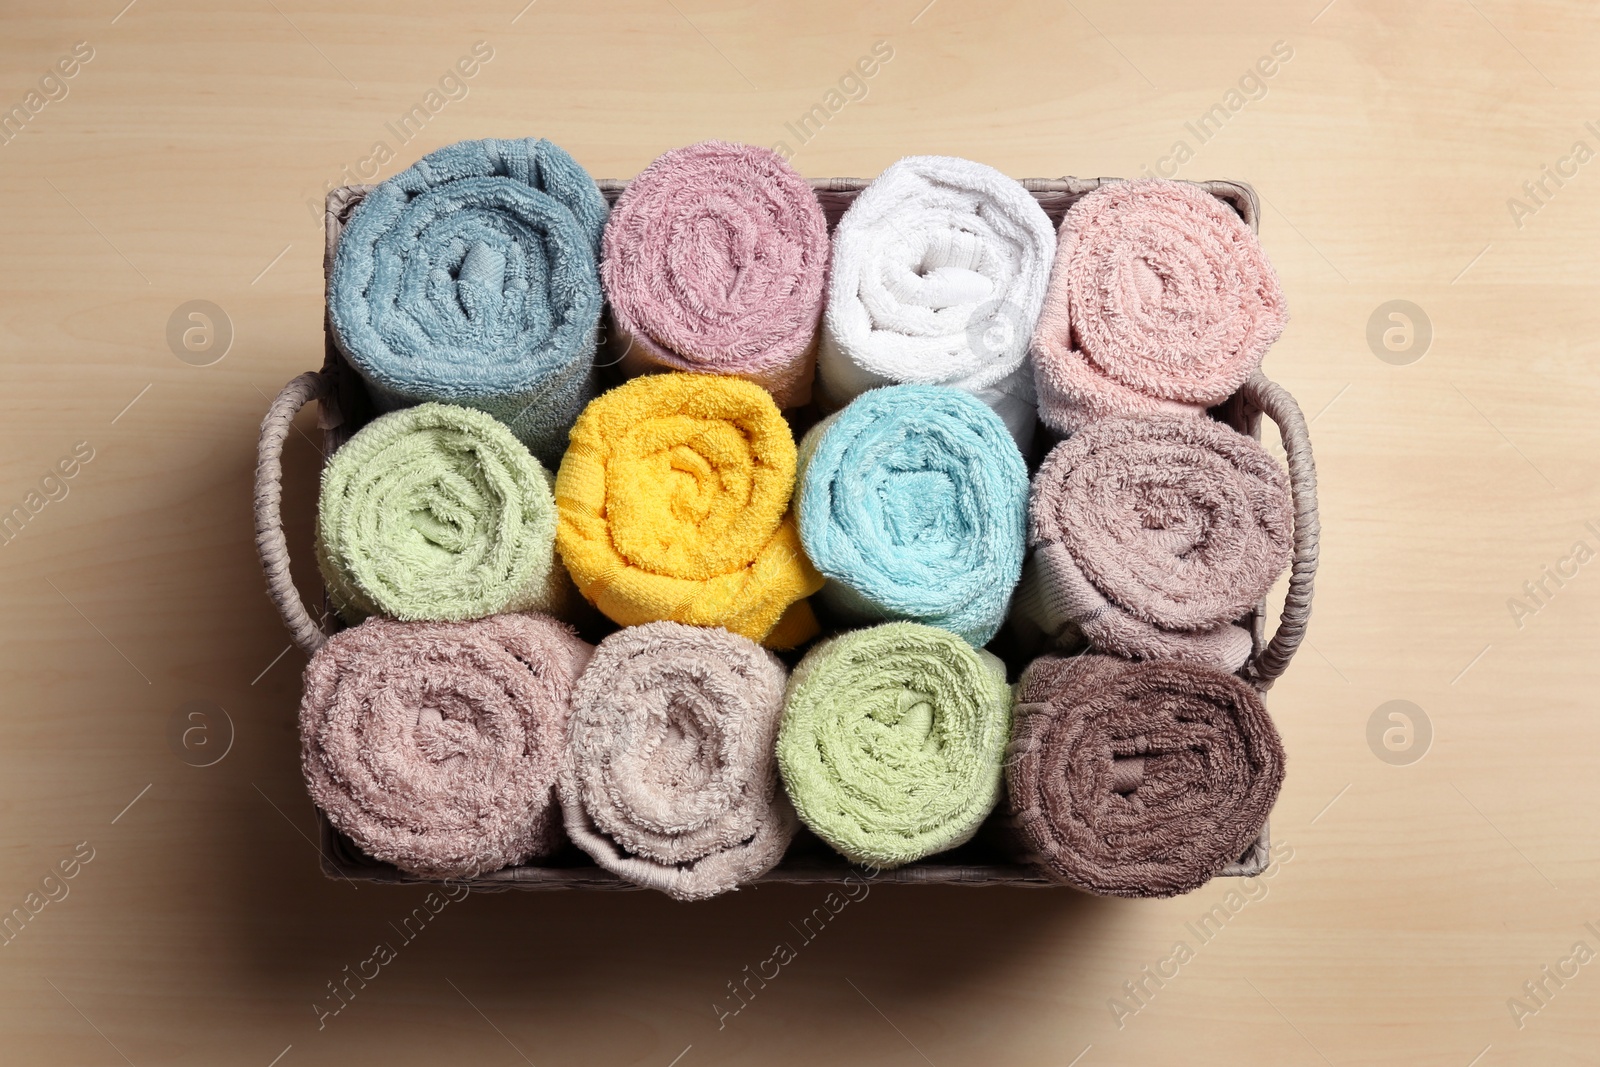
[559,621,797,900]
[300,613,593,879]
[1016,414,1292,672]
[1007,653,1285,897]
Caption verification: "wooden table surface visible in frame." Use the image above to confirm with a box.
[2,1,1597,1064]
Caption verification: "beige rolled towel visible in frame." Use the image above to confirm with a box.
[559,622,797,900]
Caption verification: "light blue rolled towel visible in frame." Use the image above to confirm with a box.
[796,384,1028,646]
[328,138,608,466]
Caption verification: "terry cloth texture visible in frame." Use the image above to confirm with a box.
[1018,414,1292,672]
[796,384,1028,647]
[559,622,798,900]
[1007,653,1285,898]
[777,622,1011,868]
[300,613,593,879]
[1031,178,1287,434]
[601,140,829,409]
[817,156,1056,447]
[316,402,567,624]
[327,137,609,466]
[554,373,824,648]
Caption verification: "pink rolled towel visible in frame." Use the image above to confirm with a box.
[1031,179,1287,433]
[602,141,829,408]
[1016,414,1292,672]
[300,614,593,879]
[559,622,797,900]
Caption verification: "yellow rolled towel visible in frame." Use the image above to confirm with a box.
[555,373,823,647]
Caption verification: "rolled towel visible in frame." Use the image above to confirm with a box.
[777,622,1011,868]
[300,614,593,879]
[1007,653,1285,897]
[559,622,797,900]
[818,156,1056,447]
[602,141,829,409]
[328,137,609,466]
[316,402,565,624]
[796,384,1028,647]
[1031,178,1287,434]
[1018,414,1292,672]
[554,373,824,648]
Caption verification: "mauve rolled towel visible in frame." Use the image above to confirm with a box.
[1031,178,1287,434]
[300,613,593,879]
[602,141,829,408]
[559,622,797,900]
[1007,654,1285,898]
[1015,413,1292,672]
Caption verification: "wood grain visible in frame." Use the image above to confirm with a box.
[2,1,1597,1064]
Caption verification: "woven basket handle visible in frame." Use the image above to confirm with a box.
[254,371,330,656]
[1240,372,1320,689]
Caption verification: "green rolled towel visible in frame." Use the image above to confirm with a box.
[316,402,565,623]
[777,622,1012,868]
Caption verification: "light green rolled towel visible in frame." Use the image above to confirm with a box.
[776,622,1012,868]
[316,402,566,623]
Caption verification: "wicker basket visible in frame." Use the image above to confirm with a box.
[252,176,1320,891]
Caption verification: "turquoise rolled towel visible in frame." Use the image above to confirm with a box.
[796,384,1029,646]
[328,138,609,466]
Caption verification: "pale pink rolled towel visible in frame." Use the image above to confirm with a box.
[300,613,593,879]
[601,141,829,409]
[1016,414,1292,672]
[1031,179,1287,433]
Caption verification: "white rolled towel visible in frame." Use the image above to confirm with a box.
[818,156,1056,447]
